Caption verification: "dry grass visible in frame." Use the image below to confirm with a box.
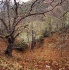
[0,31,69,70]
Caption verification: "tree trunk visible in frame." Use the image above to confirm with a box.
[5,36,14,56]
[31,37,36,49]
[5,43,13,56]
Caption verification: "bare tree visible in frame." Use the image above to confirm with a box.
[0,0,68,56]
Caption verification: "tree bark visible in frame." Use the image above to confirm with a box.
[4,36,14,56]
[5,43,13,56]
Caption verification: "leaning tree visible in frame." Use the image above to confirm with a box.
[0,0,68,56]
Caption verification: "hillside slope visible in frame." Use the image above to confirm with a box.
[0,31,69,70]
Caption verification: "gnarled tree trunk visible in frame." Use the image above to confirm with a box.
[5,36,14,56]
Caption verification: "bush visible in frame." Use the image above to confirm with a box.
[37,28,50,46]
[38,36,44,43]
[14,41,28,52]
[38,29,49,42]
[42,28,50,37]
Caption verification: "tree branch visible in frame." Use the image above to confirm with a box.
[0,18,8,31]
[29,0,38,12]
[14,1,60,26]
[14,0,18,16]
[14,32,20,39]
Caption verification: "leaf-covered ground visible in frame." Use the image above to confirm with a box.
[0,32,69,70]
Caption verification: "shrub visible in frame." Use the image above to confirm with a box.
[38,29,49,42]
[42,28,50,37]
[38,35,44,43]
[14,41,28,52]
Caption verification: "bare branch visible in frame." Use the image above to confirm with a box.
[14,32,20,39]
[29,0,38,12]
[11,0,66,35]
[12,0,19,30]
[14,1,60,26]
[6,0,11,30]
[14,0,18,16]
[14,0,66,27]
[0,18,8,31]
[0,0,68,39]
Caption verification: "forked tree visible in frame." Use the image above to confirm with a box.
[0,0,67,56]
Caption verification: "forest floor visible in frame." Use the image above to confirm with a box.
[0,31,69,70]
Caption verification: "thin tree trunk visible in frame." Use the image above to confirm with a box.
[31,23,34,49]
[27,30,30,46]
[31,29,34,49]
